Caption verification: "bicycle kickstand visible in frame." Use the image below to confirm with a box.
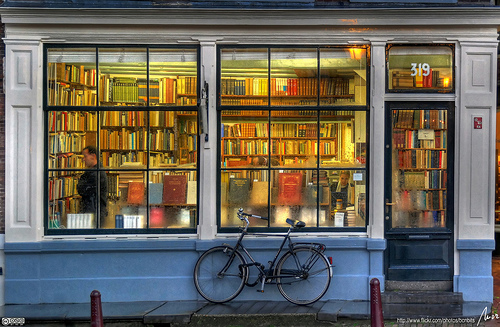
[257,275,266,293]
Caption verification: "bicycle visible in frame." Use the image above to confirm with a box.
[193,208,333,305]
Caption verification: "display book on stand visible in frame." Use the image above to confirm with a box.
[226,171,364,227]
[113,168,197,229]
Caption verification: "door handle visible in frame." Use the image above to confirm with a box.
[386,202,396,206]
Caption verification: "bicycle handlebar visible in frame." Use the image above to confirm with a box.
[237,208,269,221]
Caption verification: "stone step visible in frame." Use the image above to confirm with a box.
[382,291,463,305]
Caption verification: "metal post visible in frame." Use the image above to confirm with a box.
[370,278,384,327]
[90,290,104,327]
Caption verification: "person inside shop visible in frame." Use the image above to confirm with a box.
[77,145,108,219]
[335,170,354,207]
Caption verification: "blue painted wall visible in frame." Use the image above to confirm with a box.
[5,237,385,304]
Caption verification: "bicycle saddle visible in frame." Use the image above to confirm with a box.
[286,218,306,228]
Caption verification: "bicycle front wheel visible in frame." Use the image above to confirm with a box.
[276,247,331,305]
[194,246,248,303]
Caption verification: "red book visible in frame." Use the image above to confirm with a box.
[150,207,165,228]
[278,173,303,205]
[127,182,145,205]
[163,175,187,204]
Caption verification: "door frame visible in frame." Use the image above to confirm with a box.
[384,101,455,281]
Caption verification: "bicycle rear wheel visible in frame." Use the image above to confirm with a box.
[194,245,248,303]
[276,247,331,305]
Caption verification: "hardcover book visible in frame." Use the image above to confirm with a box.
[249,181,268,206]
[163,175,187,204]
[278,173,303,205]
[149,183,163,205]
[228,178,250,204]
[127,182,145,205]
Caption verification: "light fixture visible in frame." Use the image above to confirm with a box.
[349,48,364,60]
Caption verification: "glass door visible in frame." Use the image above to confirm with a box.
[384,102,454,281]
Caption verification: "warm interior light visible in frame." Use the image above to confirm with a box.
[349,48,364,60]
[443,78,450,88]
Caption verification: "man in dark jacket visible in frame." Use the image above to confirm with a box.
[77,145,107,219]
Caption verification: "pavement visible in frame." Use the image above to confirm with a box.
[1,256,500,327]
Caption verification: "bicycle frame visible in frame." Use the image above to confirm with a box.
[219,210,329,291]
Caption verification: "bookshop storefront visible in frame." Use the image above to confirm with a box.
[1,6,498,305]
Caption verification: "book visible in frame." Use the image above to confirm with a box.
[278,173,303,205]
[149,183,164,205]
[163,175,188,204]
[229,178,250,204]
[127,182,145,205]
[186,181,197,205]
[249,181,268,206]
[150,207,165,228]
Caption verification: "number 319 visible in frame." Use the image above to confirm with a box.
[411,63,430,76]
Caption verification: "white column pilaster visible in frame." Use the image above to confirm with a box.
[5,39,43,243]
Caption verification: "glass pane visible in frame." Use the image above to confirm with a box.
[320,48,367,106]
[270,110,318,168]
[48,111,97,169]
[220,48,268,106]
[320,111,366,168]
[105,170,146,229]
[99,111,147,168]
[270,48,318,106]
[387,45,453,91]
[271,170,307,227]
[391,109,447,228]
[98,48,147,106]
[47,48,97,106]
[149,171,197,229]
[220,170,269,228]
[318,169,366,228]
[220,110,269,168]
[150,111,198,168]
[149,49,198,106]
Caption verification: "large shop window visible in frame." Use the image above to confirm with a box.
[45,46,199,234]
[218,46,369,231]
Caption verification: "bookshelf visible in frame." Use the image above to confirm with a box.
[48,62,98,106]
[391,109,448,228]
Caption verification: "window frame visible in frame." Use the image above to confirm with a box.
[216,44,371,233]
[43,44,201,235]
[386,43,455,94]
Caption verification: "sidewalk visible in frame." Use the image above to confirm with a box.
[0,299,492,327]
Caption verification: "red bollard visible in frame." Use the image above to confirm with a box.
[90,290,104,327]
[370,278,384,327]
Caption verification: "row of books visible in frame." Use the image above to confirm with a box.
[393,130,447,149]
[49,111,97,132]
[99,129,147,151]
[150,171,197,184]
[49,153,85,170]
[399,189,447,211]
[102,152,147,168]
[397,149,447,169]
[220,77,352,97]
[178,134,197,153]
[150,129,176,151]
[99,76,197,104]
[48,83,98,106]
[66,214,95,229]
[402,170,447,190]
[393,210,446,228]
[391,70,443,89]
[272,140,336,156]
[221,123,269,138]
[49,133,87,155]
[221,110,354,117]
[222,122,338,138]
[49,176,79,201]
[219,97,355,106]
[393,109,447,130]
[114,215,145,228]
[100,110,147,127]
[48,63,97,87]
